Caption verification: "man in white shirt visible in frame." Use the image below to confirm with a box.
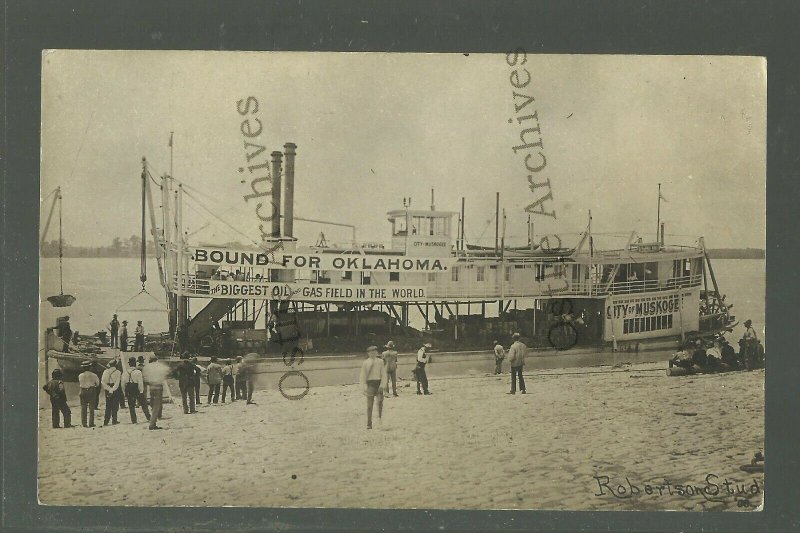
[506,333,527,395]
[78,360,100,427]
[415,342,433,395]
[122,356,148,424]
[143,356,170,430]
[493,340,505,375]
[101,360,122,426]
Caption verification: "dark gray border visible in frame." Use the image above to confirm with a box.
[4,1,799,531]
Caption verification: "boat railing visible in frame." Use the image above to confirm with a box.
[173,272,703,300]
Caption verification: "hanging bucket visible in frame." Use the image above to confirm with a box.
[47,294,76,307]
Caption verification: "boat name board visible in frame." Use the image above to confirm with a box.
[207,280,428,302]
[606,293,684,319]
[191,247,454,272]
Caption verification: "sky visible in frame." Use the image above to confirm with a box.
[40,51,766,250]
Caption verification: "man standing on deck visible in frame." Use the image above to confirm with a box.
[143,356,169,430]
[493,340,506,375]
[109,314,120,348]
[415,343,433,395]
[507,333,527,394]
[382,341,399,397]
[119,320,129,352]
[134,320,145,351]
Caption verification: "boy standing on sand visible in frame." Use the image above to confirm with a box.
[382,341,399,397]
[360,346,388,429]
[506,333,527,395]
[43,369,72,428]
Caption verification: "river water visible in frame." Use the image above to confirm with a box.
[39,257,765,385]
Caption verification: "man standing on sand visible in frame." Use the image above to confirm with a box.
[506,333,527,394]
[493,340,505,375]
[415,342,433,395]
[143,356,169,430]
[122,356,149,423]
[206,356,223,404]
[77,360,99,427]
[119,320,129,352]
[239,354,257,404]
[176,356,198,414]
[109,314,120,348]
[360,345,388,429]
[101,360,122,425]
[43,369,72,428]
[234,355,245,400]
[190,356,202,405]
[221,359,236,403]
[382,341,399,397]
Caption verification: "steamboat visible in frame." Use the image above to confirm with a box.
[47,141,737,369]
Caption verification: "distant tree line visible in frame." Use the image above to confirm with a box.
[706,248,765,259]
[41,235,159,258]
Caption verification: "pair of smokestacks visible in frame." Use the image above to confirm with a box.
[269,142,297,239]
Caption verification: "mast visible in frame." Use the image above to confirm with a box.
[656,183,661,242]
[495,191,500,254]
[57,188,63,295]
[587,210,593,296]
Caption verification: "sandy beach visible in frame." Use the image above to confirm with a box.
[38,362,764,511]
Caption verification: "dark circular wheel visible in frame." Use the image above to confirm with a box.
[278,371,310,400]
[548,322,578,350]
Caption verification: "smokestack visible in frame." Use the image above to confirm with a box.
[270,151,283,238]
[283,142,296,238]
[431,188,435,211]
[660,222,665,246]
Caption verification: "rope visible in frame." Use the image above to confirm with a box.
[182,188,259,245]
[58,191,63,295]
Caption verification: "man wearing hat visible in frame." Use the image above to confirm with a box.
[359,345,388,429]
[382,341,399,397]
[191,356,202,405]
[506,333,527,394]
[78,360,100,427]
[143,356,170,430]
[122,356,149,423]
[119,320,129,352]
[175,355,198,414]
[134,320,146,351]
[101,360,122,425]
[493,340,506,375]
[108,314,120,348]
[415,342,433,395]
[43,369,72,428]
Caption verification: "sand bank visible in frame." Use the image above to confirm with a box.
[38,363,764,510]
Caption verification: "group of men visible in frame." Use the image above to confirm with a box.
[669,319,764,373]
[493,333,530,394]
[107,314,146,352]
[173,354,256,416]
[357,334,530,429]
[43,352,258,431]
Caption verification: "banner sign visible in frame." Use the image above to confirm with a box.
[206,280,429,302]
[191,246,454,272]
